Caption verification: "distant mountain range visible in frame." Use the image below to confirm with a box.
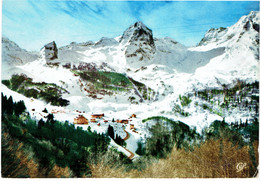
[1,11,259,137]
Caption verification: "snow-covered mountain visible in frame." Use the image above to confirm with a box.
[1,37,39,79]
[190,11,259,88]
[2,37,39,65]
[120,21,155,63]
[1,11,259,159]
[198,11,259,47]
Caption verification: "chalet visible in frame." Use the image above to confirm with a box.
[130,114,136,118]
[91,113,104,119]
[104,120,108,123]
[130,124,134,130]
[117,119,129,124]
[74,115,88,124]
[97,123,100,126]
[90,119,97,123]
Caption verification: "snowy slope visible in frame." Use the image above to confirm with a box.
[190,11,259,87]
[1,11,259,158]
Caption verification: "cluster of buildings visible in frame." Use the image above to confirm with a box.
[73,113,104,125]
[73,113,137,131]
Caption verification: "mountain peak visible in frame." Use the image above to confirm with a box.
[119,21,153,45]
[119,21,155,62]
[239,11,259,32]
[2,37,39,67]
[247,11,259,19]
[133,21,149,30]
[198,11,259,46]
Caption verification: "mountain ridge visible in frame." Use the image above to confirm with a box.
[1,11,259,162]
[2,11,259,89]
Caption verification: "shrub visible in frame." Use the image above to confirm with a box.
[143,117,200,158]
[179,95,192,107]
[202,104,209,110]
[135,140,145,156]
[88,134,258,178]
[2,80,10,87]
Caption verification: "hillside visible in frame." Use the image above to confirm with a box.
[1,11,259,178]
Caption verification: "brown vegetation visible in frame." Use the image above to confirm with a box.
[89,139,259,178]
[2,132,73,178]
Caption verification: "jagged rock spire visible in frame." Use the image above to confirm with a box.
[41,41,58,62]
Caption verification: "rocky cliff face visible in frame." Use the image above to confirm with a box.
[198,27,228,46]
[120,21,156,62]
[41,41,58,62]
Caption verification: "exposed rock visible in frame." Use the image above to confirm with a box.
[198,27,228,46]
[120,21,155,62]
[41,41,58,61]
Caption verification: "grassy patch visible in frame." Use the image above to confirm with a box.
[76,70,155,100]
[142,116,173,123]
[77,71,132,92]
[2,74,70,106]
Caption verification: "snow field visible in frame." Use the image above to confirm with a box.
[1,11,259,158]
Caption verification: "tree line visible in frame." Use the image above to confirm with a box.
[1,93,110,177]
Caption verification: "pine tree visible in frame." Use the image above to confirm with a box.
[107,125,114,140]
[42,108,48,113]
[38,119,45,129]
[2,93,8,115]
[6,96,14,115]
[47,113,55,125]
[245,119,248,127]
[14,101,26,116]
